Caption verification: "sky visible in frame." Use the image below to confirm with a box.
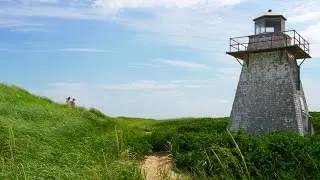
[0,0,320,119]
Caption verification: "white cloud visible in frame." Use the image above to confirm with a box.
[290,12,320,24]
[0,18,48,31]
[158,59,212,70]
[299,22,320,58]
[111,4,251,57]
[32,0,58,3]
[0,0,250,57]
[0,19,41,28]
[59,48,115,53]
[92,0,203,9]
[0,7,110,22]
[169,80,212,84]
[17,0,59,5]
[48,82,90,89]
[282,0,320,58]
[12,27,52,32]
[127,63,164,69]
[2,48,116,53]
[103,79,214,90]
[283,0,320,24]
[92,0,246,9]
[104,80,179,90]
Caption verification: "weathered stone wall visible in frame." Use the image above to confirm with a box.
[247,32,291,51]
[228,50,312,135]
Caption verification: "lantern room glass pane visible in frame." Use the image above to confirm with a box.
[265,19,281,32]
[266,27,274,32]
[255,26,260,34]
[255,21,265,34]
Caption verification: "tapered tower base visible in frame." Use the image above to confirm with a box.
[228,49,313,135]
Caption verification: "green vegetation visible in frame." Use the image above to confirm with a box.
[0,83,319,179]
[0,84,150,179]
[148,114,320,179]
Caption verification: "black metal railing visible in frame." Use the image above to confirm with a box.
[228,30,310,55]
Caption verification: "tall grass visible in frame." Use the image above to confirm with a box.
[0,84,148,179]
[227,129,250,179]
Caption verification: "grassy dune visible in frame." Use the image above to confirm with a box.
[0,83,319,179]
[0,84,150,179]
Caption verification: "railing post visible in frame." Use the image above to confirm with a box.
[229,38,231,52]
[294,30,296,45]
[299,35,301,47]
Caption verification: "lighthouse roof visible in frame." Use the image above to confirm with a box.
[253,9,287,21]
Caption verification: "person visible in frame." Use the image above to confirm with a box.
[66,97,71,104]
[71,98,76,107]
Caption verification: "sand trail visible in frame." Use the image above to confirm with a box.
[141,152,190,180]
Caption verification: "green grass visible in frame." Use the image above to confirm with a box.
[147,114,320,179]
[0,84,151,179]
[1,83,320,180]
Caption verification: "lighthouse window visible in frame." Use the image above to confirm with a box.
[265,19,281,32]
[255,26,260,34]
[255,21,265,34]
[266,27,274,32]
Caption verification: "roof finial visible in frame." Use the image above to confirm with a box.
[268,9,272,12]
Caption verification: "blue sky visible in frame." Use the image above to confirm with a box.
[0,0,320,119]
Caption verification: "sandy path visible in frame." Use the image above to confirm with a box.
[141,152,189,180]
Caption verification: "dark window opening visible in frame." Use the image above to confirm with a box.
[265,19,281,32]
[255,19,282,34]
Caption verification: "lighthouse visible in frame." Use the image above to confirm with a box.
[226,10,313,135]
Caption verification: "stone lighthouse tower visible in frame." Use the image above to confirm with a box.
[227,10,313,135]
